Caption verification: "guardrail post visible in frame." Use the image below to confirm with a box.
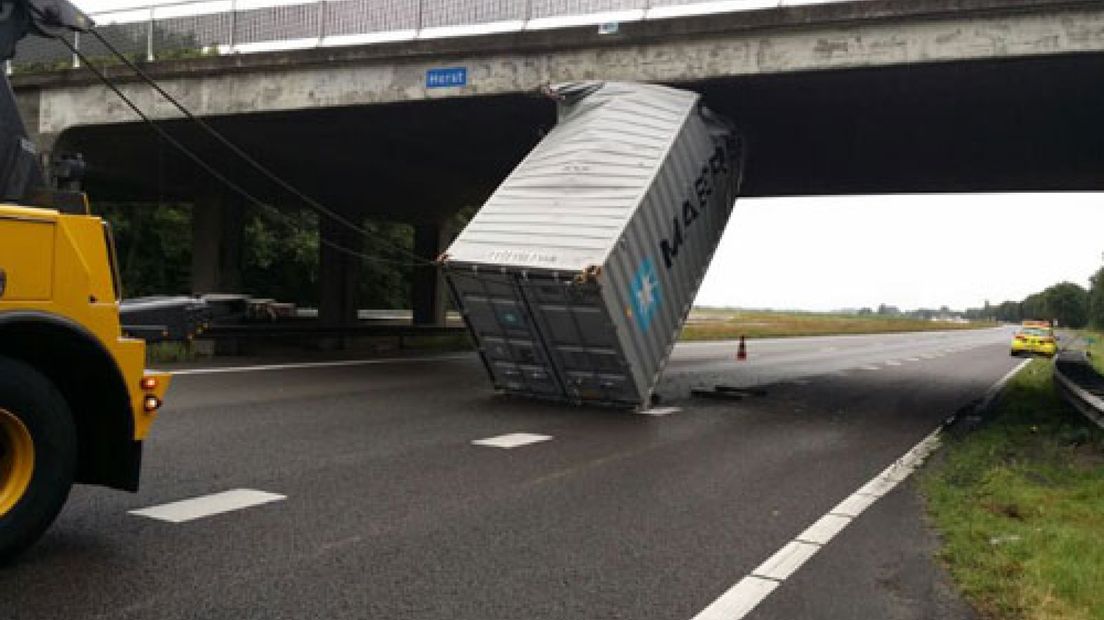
[317,0,326,45]
[415,0,423,36]
[72,31,80,68]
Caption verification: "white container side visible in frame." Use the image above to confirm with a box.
[600,102,742,402]
[444,81,742,407]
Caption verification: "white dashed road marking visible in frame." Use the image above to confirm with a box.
[129,489,286,523]
[638,407,683,417]
[689,358,1031,620]
[472,433,553,449]
[858,365,880,371]
[905,357,922,362]
[884,360,902,366]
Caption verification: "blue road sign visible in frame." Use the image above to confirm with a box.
[426,67,468,89]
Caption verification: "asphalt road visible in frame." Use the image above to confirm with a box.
[1,327,1022,619]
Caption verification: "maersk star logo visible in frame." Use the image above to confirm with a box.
[631,258,662,331]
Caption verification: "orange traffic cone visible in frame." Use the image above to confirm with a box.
[736,335,747,361]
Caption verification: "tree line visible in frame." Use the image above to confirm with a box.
[95,202,416,310]
[964,264,1104,329]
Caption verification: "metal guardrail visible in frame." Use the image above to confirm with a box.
[204,322,464,337]
[1054,350,1104,431]
[13,0,843,72]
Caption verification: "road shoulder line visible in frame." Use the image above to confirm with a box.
[165,353,472,376]
[689,358,1031,620]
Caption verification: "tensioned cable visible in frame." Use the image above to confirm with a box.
[82,28,433,268]
[54,35,418,268]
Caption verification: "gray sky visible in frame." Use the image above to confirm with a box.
[696,193,1103,311]
[73,0,1104,312]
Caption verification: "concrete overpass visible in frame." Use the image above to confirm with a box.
[12,0,1104,325]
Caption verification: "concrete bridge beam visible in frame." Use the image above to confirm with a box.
[18,0,1104,138]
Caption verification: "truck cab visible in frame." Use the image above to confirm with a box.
[0,201,169,561]
[0,0,169,561]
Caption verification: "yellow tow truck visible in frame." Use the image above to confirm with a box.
[0,1,168,561]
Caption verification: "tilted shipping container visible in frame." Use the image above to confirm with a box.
[443,82,744,408]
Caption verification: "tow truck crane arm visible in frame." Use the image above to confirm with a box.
[0,0,89,204]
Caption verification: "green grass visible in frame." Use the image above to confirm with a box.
[681,309,994,341]
[1082,331,1104,375]
[146,341,198,364]
[920,361,1104,620]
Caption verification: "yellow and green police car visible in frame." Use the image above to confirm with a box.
[1010,321,1057,357]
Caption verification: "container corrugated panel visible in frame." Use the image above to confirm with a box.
[444,81,743,408]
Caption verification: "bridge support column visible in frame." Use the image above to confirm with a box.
[191,192,244,295]
[319,215,361,327]
[412,223,448,326]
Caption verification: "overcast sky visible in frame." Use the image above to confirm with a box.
[696,193,1104,312]
[72,0,1104,313]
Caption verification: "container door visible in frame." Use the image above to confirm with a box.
[447,270,564,398]
[516,279,638,405]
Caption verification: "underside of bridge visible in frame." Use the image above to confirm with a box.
[56,51,1104,325]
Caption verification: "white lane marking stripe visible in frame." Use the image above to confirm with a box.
[905,357,922,362]
[980,359,1031,409]
[472,433,553,449]
[129,489,286,523]
[752,541,820,581]
[859,365,880,371]
[828,492,878,518]
[691,577,779,620]
[688,360,1031,620]
[884,360,902,366]
[639,407,683,416]
[167,354,471,376]
[855,472,904,498]
[795,514,851,546]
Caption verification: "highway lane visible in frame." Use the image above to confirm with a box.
[0,328,1019,619]
[660,327,1011,397]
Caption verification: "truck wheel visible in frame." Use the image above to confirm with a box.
[0,356,77,563]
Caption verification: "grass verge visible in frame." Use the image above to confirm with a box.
[1082,331,1103,375]
[920,361,1104,620]
[681,310,994,341]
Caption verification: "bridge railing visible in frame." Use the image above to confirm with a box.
[13,0,830,73]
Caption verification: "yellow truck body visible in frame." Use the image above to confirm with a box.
[0,202,168,560]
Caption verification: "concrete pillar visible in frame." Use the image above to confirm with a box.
[191,192,244,294]
[319,214,361,326]
[412,223,448,326]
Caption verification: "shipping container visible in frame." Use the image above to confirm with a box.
[443,82,744,408]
